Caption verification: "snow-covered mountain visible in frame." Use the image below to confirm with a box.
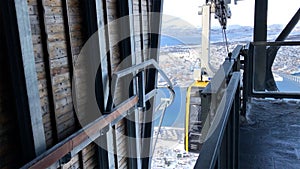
[161,24,300,45]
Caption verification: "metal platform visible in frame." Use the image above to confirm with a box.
[240,99,300,169]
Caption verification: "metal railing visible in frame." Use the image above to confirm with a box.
[284,74,300,84]
[244,41,300,100]
[243,8,300,101]
[21,59,174,169]
[194,72,240,169]
[199,45,242,144]
[194,45,243,169]
[195,8,300,168]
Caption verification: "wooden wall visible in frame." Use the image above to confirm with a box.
[0,0,159,168]
[28,0,54,148]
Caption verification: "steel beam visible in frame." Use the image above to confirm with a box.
[0,0,47,163]
[246,42,300,101]
[265,8,300,91]
[21,96,138,169]
[201,5,215,77]
[141,0,164,168]
[253,0,268,91]
[251,92,300,99]
[95,0,111,113]
[117,0,139,168]
[126,114,138,169]
[118,0,132,62]
[80,0,110,168]
[14,0,47,155]
[129,1,143,167]
[233,81,240,169]
[138,0,145,62]
[243,43,254,116]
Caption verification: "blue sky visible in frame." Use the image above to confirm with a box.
[163,0,300,27]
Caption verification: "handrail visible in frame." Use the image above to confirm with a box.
[194,72,240,169]
[21,59,175,169]
[111,59,175,106]
[252,41,300,46]
[283,74,300,84]
[21,96,138,169]
[199,45,242,144]
[245,42,300,99]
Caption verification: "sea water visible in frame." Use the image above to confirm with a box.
[154,87,186,128]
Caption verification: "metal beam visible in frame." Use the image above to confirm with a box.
[14,0,47,156]
[251,92,300,99]
[80,0,111,168]
[126,114,138,169]
[252,41,300,46]
[142,0,164,168]
[253,0,268,42]
[253,0,268,91]
[14,0,47,155]
[201,5,215,77]
[274,8,300,41]
[118,0,132,61]
[117,0,139,168]
[265,8,300,91]
[244,43,255,116]
[81,0,98,38]
[139,0,145,62]
[21,96,138,169]
[129,0,143,167]
[0,0,46,162]
[95,0,110,112]
[233,84,240,169]
[245,41,300,101]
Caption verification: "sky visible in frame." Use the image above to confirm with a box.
[163,0,300,27]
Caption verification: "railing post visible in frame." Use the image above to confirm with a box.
[242,43,254,116]
[227,106,234,169]
[137,71,146,109]
[234,81,240,169]
[220,126,227,168]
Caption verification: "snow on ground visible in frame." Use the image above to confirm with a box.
[240,98,300,169]
[151,127,199,169]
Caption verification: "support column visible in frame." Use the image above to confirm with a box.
[81,0,110,168]
[201,5,213,77]
[142,1,164,168]
[253,0,268,91]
